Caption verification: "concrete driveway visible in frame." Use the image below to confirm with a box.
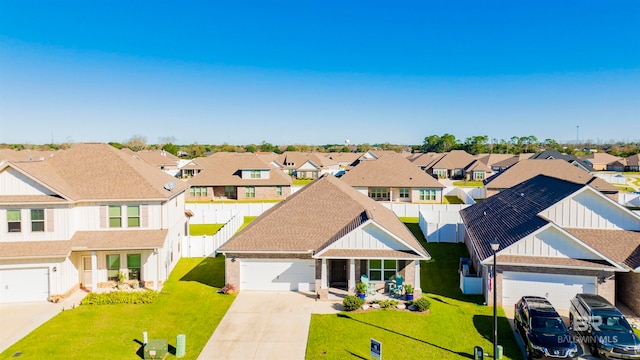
[0,290,87,354]
[198,291,321,360]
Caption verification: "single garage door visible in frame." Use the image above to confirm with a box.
[0,268,50,303]
[240,259,315,291]
[502,271,596,310]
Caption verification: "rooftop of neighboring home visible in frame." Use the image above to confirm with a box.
[406,152,445,168]
[275,151,321,169]
[491,153,535,168]
[0,148,61,162]
[461,175,639,265]
[121,148,180,168]
[483,159,618,193]
[219,173,429,257]
[322,152,363,166]
[425,150,475,170]
[579,152,623,167]
[187,152,292,186]
[626,153,640,166]
[474,153,516,167]
[0,143,188,202]
[464,159,491,172]
[529,149,594,171]
[340,152,444,188]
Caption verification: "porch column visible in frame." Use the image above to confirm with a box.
[91,251,98,291]
[154,249,160,291]
[348,259,356,292]
[414,260,421,292]
[321,258,328,289]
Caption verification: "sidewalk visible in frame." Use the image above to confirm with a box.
[0,289,88,354]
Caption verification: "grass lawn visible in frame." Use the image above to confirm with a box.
[452,180,484,187]
[615,184,636,192]
[237,216,257,232]
[444,195,465,204]
[0,257,233,360]
[306,222,522,360]
[189,223,224,236]
[293,179,315,186]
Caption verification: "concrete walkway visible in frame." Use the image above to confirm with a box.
[198,291,340,360]
[0,289,88,354]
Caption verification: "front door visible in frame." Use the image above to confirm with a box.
[330,259,347,289]
[82,256,92,288]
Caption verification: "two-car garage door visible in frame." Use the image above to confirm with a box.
[240,259,315,291]
[0,268,50,303]
[502,272,596,311]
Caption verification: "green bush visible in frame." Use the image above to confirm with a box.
[342,295,365,311]
[408,297,431,312]
[81,290,158,305]
[370,299,398,309]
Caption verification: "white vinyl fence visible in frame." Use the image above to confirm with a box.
[182,211,244,257]
[595,173,628,185]
[619,193,640,207]
[186,203,277,224]
[418,205,470,243]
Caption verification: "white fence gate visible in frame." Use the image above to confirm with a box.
[182,211,244,257]
[418,205,470,243]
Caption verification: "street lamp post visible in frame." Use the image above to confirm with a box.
[490,238,500,359]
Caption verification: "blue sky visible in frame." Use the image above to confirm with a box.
[1,1,638,146]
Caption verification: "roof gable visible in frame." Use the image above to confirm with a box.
[341,153,444,188]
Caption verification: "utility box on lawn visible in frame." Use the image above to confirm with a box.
[144,339,168,359]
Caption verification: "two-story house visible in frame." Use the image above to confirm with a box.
[0,143,189,303]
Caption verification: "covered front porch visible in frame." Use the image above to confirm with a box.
[314,255,423,301]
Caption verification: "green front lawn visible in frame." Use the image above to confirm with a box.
[452,180,484,187]
[189,223,224,236]
[444,195,465,204]
[306,223,522,360]
[293,178,315,186]
[1,257,234,360]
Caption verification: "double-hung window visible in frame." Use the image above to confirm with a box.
[245,186,255,198]
[399,188,410,198]
[127,206,140,227]
[31,209,45,232]
[250,170,261,179]
[7,210,21,232]
[419,189,436,201]
[109,206,122,228]
[190,186,207,197]
[127,254,141,280]
[276,186,282,196]
[368,187,388,199]
[224,186,235,198]
[368,260,397,281]
[107,254,120,281]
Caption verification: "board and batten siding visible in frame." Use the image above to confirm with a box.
[541,190,640,230]
[0,167,57,196]
[501,226,602,259]
[329,223,412,251]
[1,206,67,242]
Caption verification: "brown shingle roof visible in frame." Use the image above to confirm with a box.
[187,152,292,186]
[0,195,67,204]
[70,229,169,250]
[484,159,618,193]
[340,153,444,188]
[126,149,180,168]
[407,152,445,168]
[219,174,429,257]
[428,150,475,170]
[9,143,189,201]
[564,228,640,270]
[579,153,623,166]
[0,240,71,259]
[626,154,640,167]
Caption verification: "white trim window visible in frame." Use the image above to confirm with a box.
[31,209,45,232]
[368,259,397,281]
[399,188,410,198]
[419,189,436,201]
[127,206,140,228]
[7,209,21,233]
[250,170,261,179]
[245,186,255,198]
[107,254,120,281]
[368,187,389,199]
[109,206,122,228]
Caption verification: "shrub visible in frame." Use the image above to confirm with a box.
[404,284,414,294]
[355,282,367,294]
[370,299,398,309]
[408,297,431,312]
[343,295,364,311]
[80,290,158,305]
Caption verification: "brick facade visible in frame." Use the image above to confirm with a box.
[617,272,640,315]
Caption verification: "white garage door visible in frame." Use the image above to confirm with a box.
[240,259,315,291]
[0,268,50,303]
[502,271,596,311]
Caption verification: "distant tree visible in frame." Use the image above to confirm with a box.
[123,135,148,151]
[463,135,489,154]
[184,143,207,158]
[259,141,278,153]
[340,146,350,152]
[285,145,299,152]
[357,143,372,152]
[245,144,257,153]
[162,143,179,156]
[108,142,123,149]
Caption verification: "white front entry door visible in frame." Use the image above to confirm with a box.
[502,271,597,310]
[82,256,92,288]
[240,259,315,291]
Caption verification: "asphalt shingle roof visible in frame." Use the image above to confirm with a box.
[187,152,292,186]
[340,152,444,188]
[461,175,584,261]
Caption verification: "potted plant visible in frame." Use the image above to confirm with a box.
[404,284,414,301]
[356,282,367,299]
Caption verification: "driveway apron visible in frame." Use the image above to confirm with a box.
[198,291,316,360]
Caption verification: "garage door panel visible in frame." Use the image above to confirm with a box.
[0,268,50,303]
[240,260,315,291]
[502,271,596,310]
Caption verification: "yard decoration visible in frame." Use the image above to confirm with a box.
[404,284,414,301]
[355,282,367,299]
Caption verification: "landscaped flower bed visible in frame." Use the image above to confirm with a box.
[80,289,158,305]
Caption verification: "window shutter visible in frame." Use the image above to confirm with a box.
[46,209,54,232]
[100,206,106,228]
[141,205,148,228]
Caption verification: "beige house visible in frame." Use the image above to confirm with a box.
[579,153,623,171]
[340,152,445,203]
[219,174,430,300]
[462,175,640,312]
[0,143,189,303]
[186,152,292,201]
